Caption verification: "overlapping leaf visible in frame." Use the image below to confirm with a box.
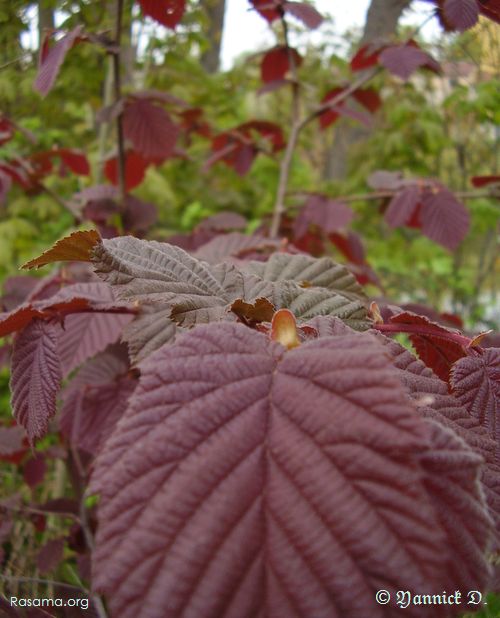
[60,344,137,454]
[450,348,500,442]
[10,320,62,443]
[293,195,354,238]
[245,253,367,302]
[91,322,491,618]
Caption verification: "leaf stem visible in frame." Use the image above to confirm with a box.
[373,322,473,349]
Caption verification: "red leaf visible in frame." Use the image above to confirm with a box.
[451,348,500,441]
[10,321,62,443]
[137,0,186,29]
[90,322,490,617]
[56,148,90,175]
[318,87,344,129]
[350,43,382,71]
[351,87,382,113]
[420,186,470,251]
[34,25,84,97]
[443,0,479,30]
[261,46,302,83]
[23,455,47,488]
[250,0,282,22]
[123,98,179,160]
[471,175,500,187]
[104,150,149,190]
[37,538,65,574]
[479,0,500,23]
[294,195,354,238]
[22,230,101,270]
[384,185,421,228]
[390,311,467,381]
[379,44,440,80]
[283,1,323,28]
[329,231,366,264]
[0,116,15,145]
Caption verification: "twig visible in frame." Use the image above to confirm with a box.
[270,12,303,238]
[112,0,126,205]
[0,50,32,71]
[0,502,79,521]
[0,575,86,593]
[286,189,498,203]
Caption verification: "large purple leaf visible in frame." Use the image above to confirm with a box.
[443,0,479,30]
[10,320,62,443]
[34,25,84,97]
[91,236,368,331]
[91,322,491,617]
[420,187,470,251]
[123,98,179,160]
[193,232,281,264]
[60,344,136,454]
[450,348,500,441]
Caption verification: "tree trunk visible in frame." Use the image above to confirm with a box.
[200,0,226,73]
[322,0,411,181]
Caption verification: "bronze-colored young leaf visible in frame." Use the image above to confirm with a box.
[22,230,101,270]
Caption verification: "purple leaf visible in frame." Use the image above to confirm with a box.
[60,344,137,454]
[193,232,281,263]
[37,538,65,574]
[197,212,247,232]
[284,1,324,28]
[443,0,480,31]
[34,25,84,97]
[366,170,405,191]
[0,169,11,205]
[294,195,354,238]
[420,186,470,250]
[0,425,25,456]
[23,455,47,488]
[90,322,491,617]
[10,321,62,443]
[123,98,180,160]
[385,185,421,227]
[123,195,158,233]
[379,45,438,80]
[451,348,500,441]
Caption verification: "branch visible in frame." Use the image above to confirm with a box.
[270,13,302,238]
[112,0,126,205]
[286,188,499,203]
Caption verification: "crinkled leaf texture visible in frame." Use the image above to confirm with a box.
[451,348,500,443]
[91,237,368,361]
[10,320,62,443]
[376,332,500,560]
[91,321,492,618]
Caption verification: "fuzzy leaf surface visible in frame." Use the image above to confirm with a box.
[34,25,83,96]
[90,322,490,618]
[10,321,62,443]
[450,348,500,442]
